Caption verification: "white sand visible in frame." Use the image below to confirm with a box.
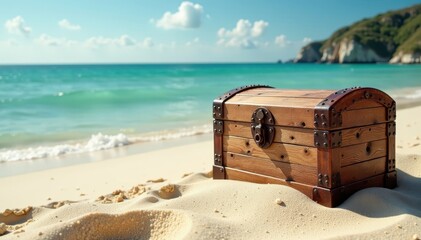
[0,106,420,239]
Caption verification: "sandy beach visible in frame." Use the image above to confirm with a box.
[0,104,420,240]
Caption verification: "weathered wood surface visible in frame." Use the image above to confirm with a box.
[224,121,387,148]
[223,166,387,207]
[226,95,324,108]
[340,123,386,146]
[224,104,314,128]
[224,121,314,146]
[338,139,387,167]
[223,136,317,167]
[224,167,315,198]
[313,173,385,207]
[340,157,386,185]
[224,152,317,185]
[341,107,387,128]
[317,148,341,189]
[346,99,383,110]
[236,89,335,98]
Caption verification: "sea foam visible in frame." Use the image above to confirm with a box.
[0,124,212,163]
[0,133,131,162]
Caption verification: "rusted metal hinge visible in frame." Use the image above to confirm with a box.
[386,103,396,122]
[385,171,397,189]
[387,122,396,137]
[318,172,340,188]
[314,111,343,129]
[214,153,222,165]
[213,120,224,135]
[213,165,225,179]
[314,130,342,148]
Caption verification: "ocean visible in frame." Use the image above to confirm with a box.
[1,63,421,165]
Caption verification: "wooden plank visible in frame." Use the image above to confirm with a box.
[340,123,387,146]
[213,131,223,166]
[224,167,314,198]
[315,173,386,207]
[346,99,383,110]
[317,148,341,189]
[341,107,387,128]
[224,121,314,146]
[237,89,335,98]
[226,95,323,108]
[224,152,317,185]
[224,104,315,128]
[339,139,387,167]
[224,167,387,208]
[223,136,317,167]
[340,157,386,185]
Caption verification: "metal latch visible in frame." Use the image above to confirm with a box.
[250,107,275,148]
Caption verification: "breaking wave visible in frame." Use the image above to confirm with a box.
[0,124,212,163]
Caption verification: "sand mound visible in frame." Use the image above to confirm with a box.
[2,157,421,240]
[39,210,191,240]
[1,154,421,240]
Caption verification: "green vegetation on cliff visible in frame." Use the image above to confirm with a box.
[309,4,421,60]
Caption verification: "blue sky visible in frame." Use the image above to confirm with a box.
[1,0,420,63]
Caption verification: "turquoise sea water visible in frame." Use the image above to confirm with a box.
[1,63,421,162]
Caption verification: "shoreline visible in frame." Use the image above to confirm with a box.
[0,133,212,179]
[0,102,420,239]
[2,92,421,177]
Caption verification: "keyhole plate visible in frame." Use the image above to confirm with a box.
[250,107,275,149]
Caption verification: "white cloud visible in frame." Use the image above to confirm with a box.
[85,35,136,48]
[185,37,199,46]
[303,37,312,44]
[251,20,268,37]
[274,35,291,47]
[217,19,268,49]
[156,1,204,29]
[119,35,136,46]
[5,16,31,35]
[58,19,81,31]
[36,34,76,47]
[142,37,154,48]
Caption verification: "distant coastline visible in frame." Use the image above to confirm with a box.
[293,4,421,64]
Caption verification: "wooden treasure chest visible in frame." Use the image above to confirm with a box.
[212,85,397,207]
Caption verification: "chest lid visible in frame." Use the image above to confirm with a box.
[213,85,395,130]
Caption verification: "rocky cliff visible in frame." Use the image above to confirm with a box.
[295,4,421,64]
